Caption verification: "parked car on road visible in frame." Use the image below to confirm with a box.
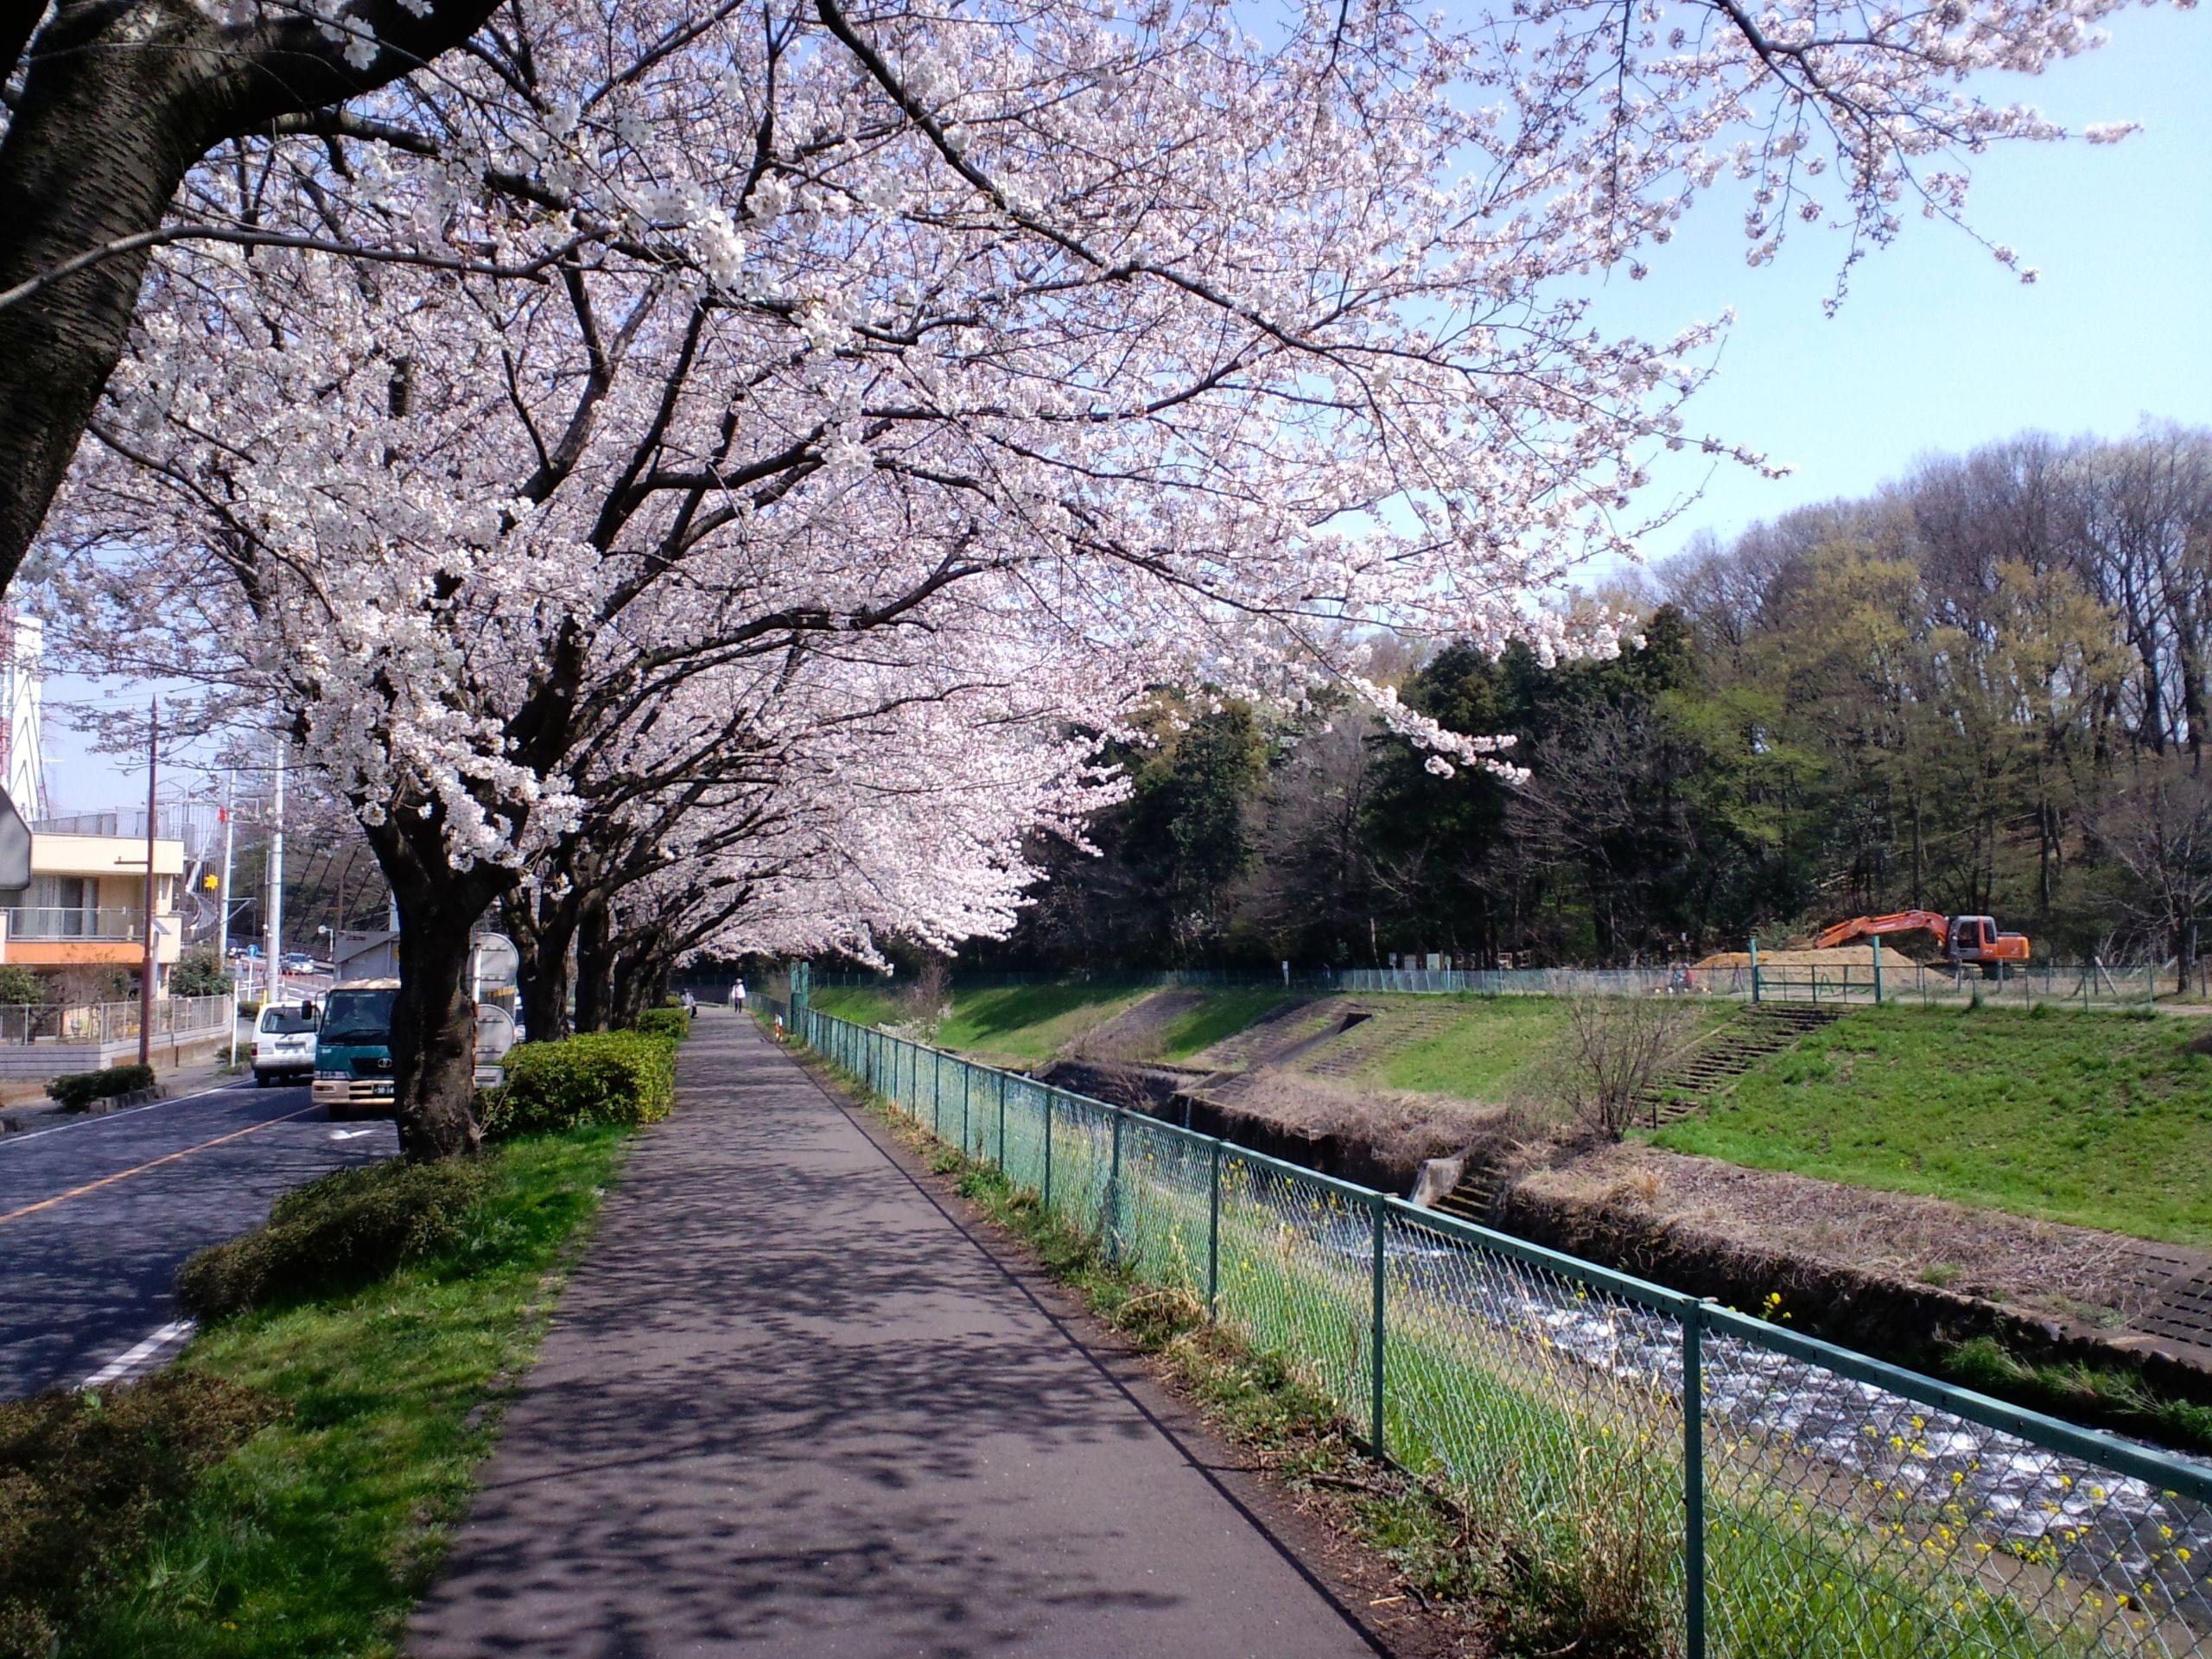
[251,1003,320,1086]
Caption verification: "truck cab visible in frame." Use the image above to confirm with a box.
[313,979,400,1119]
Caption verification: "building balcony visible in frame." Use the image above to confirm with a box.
[0,906,181,966]
[2,906,143,941]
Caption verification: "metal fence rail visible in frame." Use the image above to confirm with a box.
[0,995,232,1046]
[789,1000,2212,1659]
[809,959,2189,1010]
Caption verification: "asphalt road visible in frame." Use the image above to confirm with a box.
[0,1077,398,1399]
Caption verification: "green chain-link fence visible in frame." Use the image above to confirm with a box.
[790,1003,2212,1659]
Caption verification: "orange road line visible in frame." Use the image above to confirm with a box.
[0,1104,322,1226]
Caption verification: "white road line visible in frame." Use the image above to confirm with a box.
[80,1319,198,1389]
[0,1076,264,1148]
[329,1127,377,1141]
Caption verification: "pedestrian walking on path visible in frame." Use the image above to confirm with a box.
[411,1016,1378,1658]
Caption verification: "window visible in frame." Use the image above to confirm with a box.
[259,1007,318,1034]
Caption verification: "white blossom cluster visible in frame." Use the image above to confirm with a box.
[43,0,2164,953]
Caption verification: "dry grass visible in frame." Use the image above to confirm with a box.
[1532,1144,2186,1326]
[1215,1068,1540,1173]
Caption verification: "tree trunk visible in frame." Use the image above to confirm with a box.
[610,936,673,1029]
[573,890,613,1033]
[0,0,507,584]
[391,895,482,1160]
[0,2,215,582]
[360,809,509,1160]
[500,887,576,1044]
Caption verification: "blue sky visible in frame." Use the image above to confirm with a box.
[36,3,2212,810]
[1589,2,2211,559]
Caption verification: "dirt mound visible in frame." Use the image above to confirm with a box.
[1695,944,1883,969]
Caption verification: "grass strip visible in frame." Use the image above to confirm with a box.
[54,1122,630,1658]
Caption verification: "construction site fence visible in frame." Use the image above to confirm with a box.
[1342,960,2186,1008]
[785,1000,2212,1659]
[0,995,233,1046]
[804,961,2191,1010]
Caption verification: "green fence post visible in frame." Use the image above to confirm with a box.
[1872,936,1884,1005]
[1748,936,1761,1005]
[931,1049,943,1138]
[1206,1139,1222,1319]
[1107,1111,1124,1264]
[997,1070,1007,1167]
[1370,1193,1387,1459]
[1043,1089,1055,1212]
[1685,1300,1707,1659]
[961,1061,970,1156]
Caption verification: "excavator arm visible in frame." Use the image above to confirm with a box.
[1812,911,1950,951]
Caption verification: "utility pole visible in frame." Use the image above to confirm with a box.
[138,698,157,1068]
[264,739,286,1012]
[220,770,238,1065]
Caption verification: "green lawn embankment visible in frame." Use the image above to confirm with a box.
[1654,1004,2212,1247]
[809,983,1294,1066]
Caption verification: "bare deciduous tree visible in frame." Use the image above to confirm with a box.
[1557,996,1701,1141]
[2088,761,2212,991]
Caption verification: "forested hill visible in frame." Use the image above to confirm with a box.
[982,426,2212,972]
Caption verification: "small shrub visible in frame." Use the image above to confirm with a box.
[176,1157,491,1319]
[0,1371,282,1658]
[0,964,44,1006]
[480,1031,676,1139]
[633,1006,690,1042]
[168,949,234,998]
[46,1064,156,1112]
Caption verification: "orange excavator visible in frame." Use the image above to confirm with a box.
[1812,911,2031,975]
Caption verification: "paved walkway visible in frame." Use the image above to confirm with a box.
[410,1011,1379,1658]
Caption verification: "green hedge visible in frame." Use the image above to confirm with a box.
[176,1158,491,1320]
[0,1371,282,1659]
[46,1065,156,1111]
[633,1006,690,1042]
[480,1031,677,1140]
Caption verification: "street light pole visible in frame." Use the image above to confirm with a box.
[264,738,285,1012]
[219,769,238,1066]
[138,697,157,1069]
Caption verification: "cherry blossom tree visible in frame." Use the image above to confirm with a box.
[40,0,2178,1155]
[3,0,2169,591]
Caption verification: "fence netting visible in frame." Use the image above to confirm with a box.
[791,1007,2212,1659]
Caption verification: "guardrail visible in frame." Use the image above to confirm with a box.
[0,995,232,1046]
[790,1001,2212,1659]
[0,906,149,942]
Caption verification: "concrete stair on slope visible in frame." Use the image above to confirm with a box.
[1633,1002,1843,1126]
[1188,997,1357,1076]
[1297,1002,1466,1082]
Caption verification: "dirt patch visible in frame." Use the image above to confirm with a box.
[1531,1144,2179,1329]
[1189,1071,1523,1195]
[1073,990,1211,1063]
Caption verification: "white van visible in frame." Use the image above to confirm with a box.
[251,1003,319,1086]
